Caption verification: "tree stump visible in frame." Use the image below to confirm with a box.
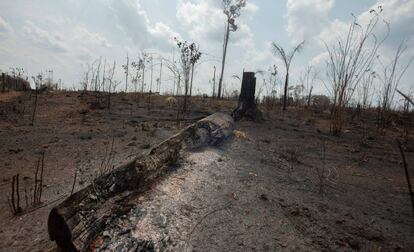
[47,113,234,252]
[231,72,262,121]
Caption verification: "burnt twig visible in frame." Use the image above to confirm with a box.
[397,139,414,219]
[11,176,16,213]
[33,157,40,206]
[38,152,45,204]
[397,89,414,107]
[9,174,22,214]
[70,169,78,196]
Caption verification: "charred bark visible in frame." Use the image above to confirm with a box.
[47,113,234,252]
[231,72,262,121]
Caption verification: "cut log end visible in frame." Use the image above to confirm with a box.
[48,208,78,252]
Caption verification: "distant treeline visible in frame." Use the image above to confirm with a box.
[1,73,31,92]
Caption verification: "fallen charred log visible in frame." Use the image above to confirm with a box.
[47,113,234,252]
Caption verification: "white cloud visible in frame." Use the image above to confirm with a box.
[319,0,414,50]
[110,0,179,49]
[242,2,259,20]
[310,51,329,66]
[310,0,414,94]
[149,21,182,44]
[0,16,13,36]
[176,0,258,44]
[176,0,226,43]
[73,26,112,48]
[317,0,414,62]
[0,0,183,89]
[21,20,67,53]
[1,0,411,96]
[318,19,349,46]
[366,0,414,59]
[109,0,152,47]
[286,0,335,44]
[174,0,266,95]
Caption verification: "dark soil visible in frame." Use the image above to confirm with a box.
[0,91,228,251]
[0,91,413,251]
[101,109,414,251]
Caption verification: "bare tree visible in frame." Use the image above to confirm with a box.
[149,53,154,92]
[164,50,182,96]
[82,63,92,91]
[217,0,246,99]
[137,52,149,93]
[107,61,116,110]
[261,65,279,109]
[175,38,202,112]
[357,70,376,109]
[131,58,143,93]
[272,40,305,111]
[100,59,107,93]
[82,58,102,92]
[122,54,129,92]
[31,73,42,126]
[299,66,318,107]
[189,43,202,97]
[166,57,182,96]
[375,40,413,130]
[93,58,102,92]
[378,40,413,113]
[212,66,217,98]
[158,58,163,93]
[324,8,388,135]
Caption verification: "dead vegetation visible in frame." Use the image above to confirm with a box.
[0,2,413,251]
[0,89,413,251]
[7,151,46,216]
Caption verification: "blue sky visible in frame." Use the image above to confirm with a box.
[0,0,413,99]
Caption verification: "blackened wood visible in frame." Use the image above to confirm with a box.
[47,113,234,252]
[11,176,16,213]
[232,72,261,121]
[397,139,414,219]
[16,174,21,213]
[397,89,414,107]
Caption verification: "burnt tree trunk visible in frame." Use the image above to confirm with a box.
[231,72,261,121]
[307,86,313,108]
[47,113,234,252]
[218,22,230,99]
[2,73,5,92]
[283,72,289,111]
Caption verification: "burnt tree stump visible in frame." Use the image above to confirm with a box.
[231,72,262,121]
